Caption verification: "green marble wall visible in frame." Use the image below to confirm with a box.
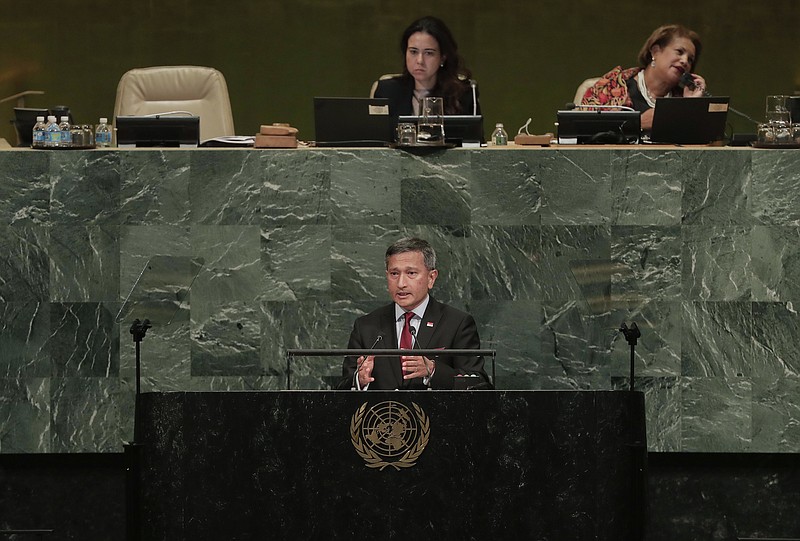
[0,147,799,454]
[1,1,799,144]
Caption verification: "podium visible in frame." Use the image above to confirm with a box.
[135,390,646,540]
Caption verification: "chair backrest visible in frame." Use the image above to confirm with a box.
[369,73,402,98]
[114,66,235,141]
[573,77,600,106]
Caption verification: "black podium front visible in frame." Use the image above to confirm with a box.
[135,391,646,540]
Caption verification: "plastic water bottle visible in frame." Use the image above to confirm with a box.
[492,123,508,146]
[95,117,112,147]
[45,115,61,148]
[32,116,47,148]
[59,116,72,147]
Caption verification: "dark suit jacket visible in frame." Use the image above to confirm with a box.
[374,76,481,117]
[339,297,489,390]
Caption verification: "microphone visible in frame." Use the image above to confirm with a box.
[355,333,383,384]
[678,72,760,125]
[407,326,433,380]
[470,79,478,116]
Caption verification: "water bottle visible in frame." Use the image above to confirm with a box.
[32,116,47,148]
[492,123,508,146]
[95,117,112,147]
[45,115,61,148]
[59,116,72,147]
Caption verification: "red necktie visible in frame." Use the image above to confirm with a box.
[400,311,414,350]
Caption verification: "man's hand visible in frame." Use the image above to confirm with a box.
[401,355,434,379]
[357,355,375,388]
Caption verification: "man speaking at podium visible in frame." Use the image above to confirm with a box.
[339,237,489,390]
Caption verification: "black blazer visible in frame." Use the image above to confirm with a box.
[374,76,481,117]
[339,297,489,390]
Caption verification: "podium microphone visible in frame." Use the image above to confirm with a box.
[354,334,383,387]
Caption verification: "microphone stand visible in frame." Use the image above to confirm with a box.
[619,322,641,392]
[126,317,151,541]
[618,320,646,541]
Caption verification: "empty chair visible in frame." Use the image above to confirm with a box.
[113,66,235,141]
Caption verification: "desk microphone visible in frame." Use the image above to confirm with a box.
[470,79,478,116]
[678,73,760,125]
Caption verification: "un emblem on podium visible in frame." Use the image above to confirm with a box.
[350,401,430,470]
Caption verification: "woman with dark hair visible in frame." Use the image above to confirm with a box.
[374,16,480,116]
[581,24,707,130]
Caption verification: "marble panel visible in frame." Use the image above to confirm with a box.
[681,150,752,225]
[540,299,615,383]
[539,149,612,225]
[608,300,681,378]
[0,224,49,302]
[750,301,800,382]
[189,150,262,225]
[681,301,753,378]
[610,149,682,226]
[751,225,800,301]
[0,150,50,225]
[681,225,752,301]
[189,225,261,316]
[191,300,261,377]
[751,149,800,225]
[119,150,191,225]
[611,225,682,305]
[260,300,332,385]
[119,307,191,391]
[329,149,401,224]
[538,225,611,306]
[0,301,50,378]
[470,150,541,226]
[469,299,541,389]
[49,225,119,302]
[259,224,331,301]
[50,150,120,226]
[50,302,118,378]
[681,376,752,452]
[751,375,800,452]
[261,150,332,226]
[398,149,471,225]
[50,376,120,453]
[630,376,682,452]
[119,225,192,299]
[469,225,541,301]
[0,378,50,453]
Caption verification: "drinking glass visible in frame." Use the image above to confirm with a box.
[417,96,445,145]
[396,122,417,145]
[766,95,791,126]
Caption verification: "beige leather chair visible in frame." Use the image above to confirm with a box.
[573,77,600,106]
[114,66,235,141]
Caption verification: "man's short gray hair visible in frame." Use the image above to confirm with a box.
[385,237,437,270]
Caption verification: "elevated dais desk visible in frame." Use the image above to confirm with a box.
[135,390,646,540]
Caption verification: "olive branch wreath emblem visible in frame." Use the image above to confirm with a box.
[350,401,430,471]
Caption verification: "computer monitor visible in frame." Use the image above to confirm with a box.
[650,96,729,144]
[313,97,393,147]
[115,115,200,148]
[398,115,484,146]
[556,110,641,144]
